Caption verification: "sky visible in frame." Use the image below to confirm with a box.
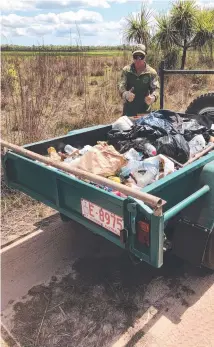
[1,0,213,46]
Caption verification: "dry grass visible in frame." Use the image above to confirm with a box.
[1,52,213,144]
[1,54,126,145]
[164,73,214,111]
[1,51,214,244]
[1,178,55,245]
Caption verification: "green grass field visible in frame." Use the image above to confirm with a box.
[1,50,127,57]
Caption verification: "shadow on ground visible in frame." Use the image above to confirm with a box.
[2,214,213,347]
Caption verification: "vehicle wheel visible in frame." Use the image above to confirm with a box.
[202,228,214,271]
[185,92,214,128]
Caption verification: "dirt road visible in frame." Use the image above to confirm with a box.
[1,214,214,347]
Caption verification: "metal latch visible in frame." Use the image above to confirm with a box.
[127,202,137,235]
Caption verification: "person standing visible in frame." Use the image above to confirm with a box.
[119,44,160,117]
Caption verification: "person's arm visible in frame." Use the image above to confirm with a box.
[149,70,160,102]
[118,69,135,102]
[118,69,127,95]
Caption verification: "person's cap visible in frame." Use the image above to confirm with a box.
[132,44,146,56]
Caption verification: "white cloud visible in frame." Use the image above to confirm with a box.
[1,9,124,42]
[0,0,153,45]
[57,9,103,23]
[201,2,214,8]
[54,20,123,38]
[1,14,32,28]
[108,0,153,4]
[0,0,149,12]
[27,25,55,36]
[196,0,214,9]
[0,0,35,11]
[35,0,110,10]
[1,10,103,29]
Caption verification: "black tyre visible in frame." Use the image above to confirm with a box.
[202,228,214,270]
[185,92,214,128]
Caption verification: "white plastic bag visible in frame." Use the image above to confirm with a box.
[158,154,174,176]
[112,116,133,131]
[124,148,142,161]
[189,134,206,157]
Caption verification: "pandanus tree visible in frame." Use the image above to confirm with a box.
[155,0,214,69]
[123,5,153,48]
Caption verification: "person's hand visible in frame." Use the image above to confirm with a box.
[145,94,155,105]
[123,88,135,102]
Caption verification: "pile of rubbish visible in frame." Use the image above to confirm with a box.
[45,110,214,197]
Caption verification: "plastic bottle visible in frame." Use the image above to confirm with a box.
[64,144,77,155]
[143,143,157,156]
[47,147,61,162]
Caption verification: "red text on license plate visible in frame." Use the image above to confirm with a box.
[81,199,124,236]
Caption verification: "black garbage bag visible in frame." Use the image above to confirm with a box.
[156,134,190,163]
[113,138,147,154]
[129,124,164,141]
[107,129,131,141]
[107,124,163,152]
[182,119,210,142]
[116,140,133,154]
[136,109,184,135]
[107,129,132,151]
[132,137,148,152]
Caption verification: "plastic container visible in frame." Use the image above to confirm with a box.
[112,116,133,131]
[143,143,157,156]
[64,144,77,155]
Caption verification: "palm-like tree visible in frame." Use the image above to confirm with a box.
[155,15,177,51]
[123,5,153,47]
[155,0,214,69]
[193,8,214,60]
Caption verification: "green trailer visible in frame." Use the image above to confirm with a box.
[2,122,214,270]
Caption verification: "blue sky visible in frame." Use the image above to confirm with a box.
[1,0,213,46]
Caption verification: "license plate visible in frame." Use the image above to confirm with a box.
[81,199,124,236]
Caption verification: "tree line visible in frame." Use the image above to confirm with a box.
[1,44,131,52]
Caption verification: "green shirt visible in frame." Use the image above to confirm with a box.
[118,63,160,117]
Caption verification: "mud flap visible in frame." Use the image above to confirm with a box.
[172,219,211,266]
